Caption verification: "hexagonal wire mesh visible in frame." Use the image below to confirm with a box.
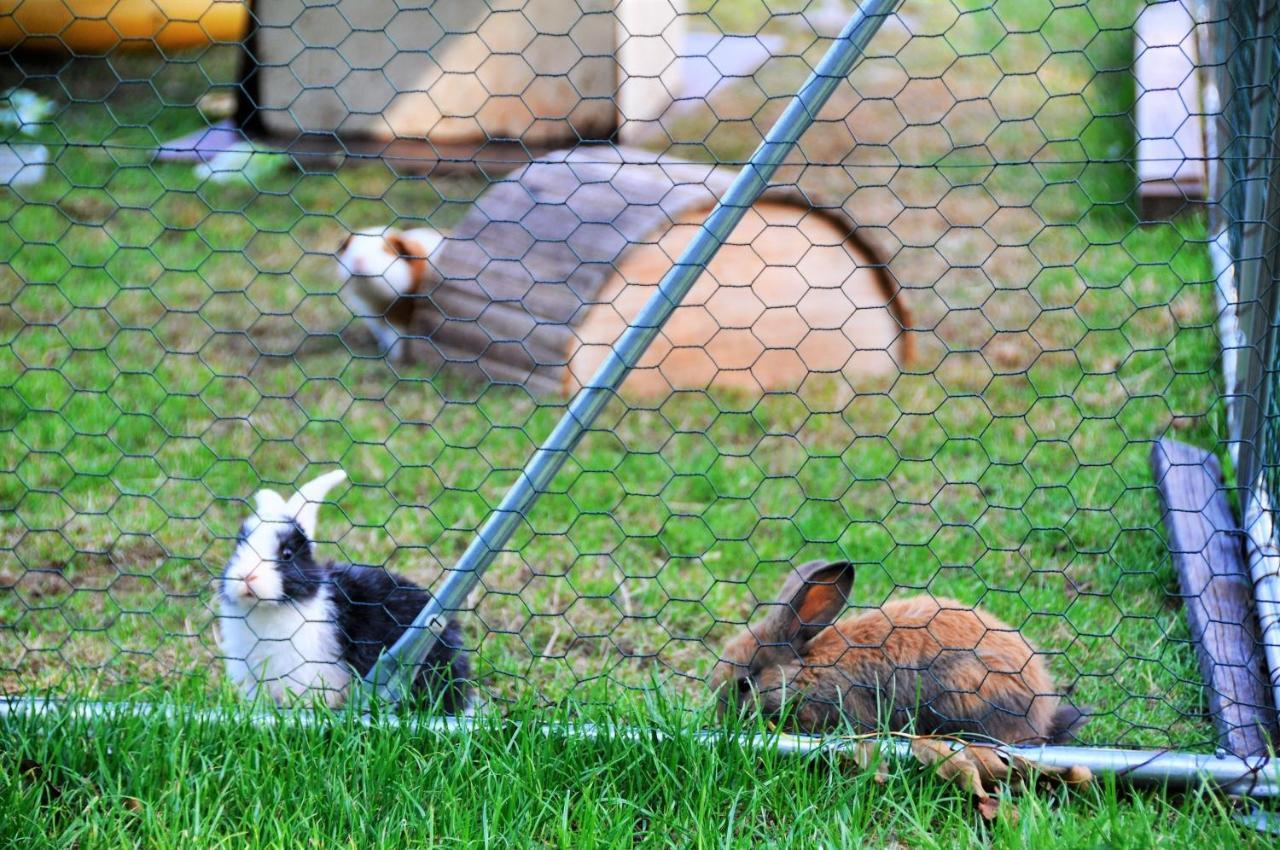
[1204,0,1280,741]
[0,0,1276,772]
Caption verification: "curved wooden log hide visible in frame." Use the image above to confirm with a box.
[411,146,912,398]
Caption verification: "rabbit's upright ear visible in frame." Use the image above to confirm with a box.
[286,469,348,538]
[763,560,854,647]
[253,489,288,519]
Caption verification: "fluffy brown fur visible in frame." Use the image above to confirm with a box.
[710,561,1084,744]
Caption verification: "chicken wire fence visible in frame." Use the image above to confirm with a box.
[0,0,1275,761]
[1203,0,1280,727]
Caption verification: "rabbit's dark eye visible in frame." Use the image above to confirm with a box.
[280,546,294,561]
[737,677,752,695]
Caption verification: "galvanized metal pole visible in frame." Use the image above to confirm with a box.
[1217,0,1280,732]
[365,0,904,701]
[2,698,1275,797]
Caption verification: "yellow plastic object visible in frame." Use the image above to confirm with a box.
[0,0,249,53]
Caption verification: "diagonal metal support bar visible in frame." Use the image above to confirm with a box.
[364,0,904,701]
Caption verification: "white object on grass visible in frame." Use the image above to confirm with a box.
[0,88,53,133]
[0,141,48,187]
[0,88,54,186]
[193,140,291,184]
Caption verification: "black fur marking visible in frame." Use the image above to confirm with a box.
[328,563,471,714]
[275,522,323,602]
[225,521,470,713]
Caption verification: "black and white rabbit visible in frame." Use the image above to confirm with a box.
[217,469,470,712]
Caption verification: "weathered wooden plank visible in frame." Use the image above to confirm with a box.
[426,316,573,369]
[422,148,729,387]
[1151,437,1277,756]
[249,1,685,148]
[417,311,571,368]
[410,331,565,397]
[1134,1,1207,220]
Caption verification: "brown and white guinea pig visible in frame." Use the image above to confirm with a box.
[335,226,443,358]
[217,469,470,712]
[710,560,1084,744]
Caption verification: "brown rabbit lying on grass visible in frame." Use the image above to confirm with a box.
[710,560,1085,745]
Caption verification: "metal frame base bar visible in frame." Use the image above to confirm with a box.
[2,697,1274,797]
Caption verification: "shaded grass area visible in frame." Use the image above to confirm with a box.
[1,700,1272,849]
[0,0,1229,752]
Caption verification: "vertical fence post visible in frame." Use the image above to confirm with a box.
[1209,0,1280,732]
[364,0,904,701]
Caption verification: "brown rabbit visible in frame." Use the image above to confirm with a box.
[710,560,1084,744]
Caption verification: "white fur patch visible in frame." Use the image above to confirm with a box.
[401,227,443,259]
[335,226,434,355]
[218,588,351,707]
[337,228,417,295]
[217,473,351,706]
[221,511,288,605]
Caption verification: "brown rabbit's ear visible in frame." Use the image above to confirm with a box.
[763,560,853,646]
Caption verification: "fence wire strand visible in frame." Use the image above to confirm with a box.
[0,0,1275,758]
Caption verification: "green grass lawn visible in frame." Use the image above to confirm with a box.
[0,4,1251,841]
[2,700,1274,849]
[0,0,1271,844]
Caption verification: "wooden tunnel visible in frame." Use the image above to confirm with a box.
[411,146,912,398]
